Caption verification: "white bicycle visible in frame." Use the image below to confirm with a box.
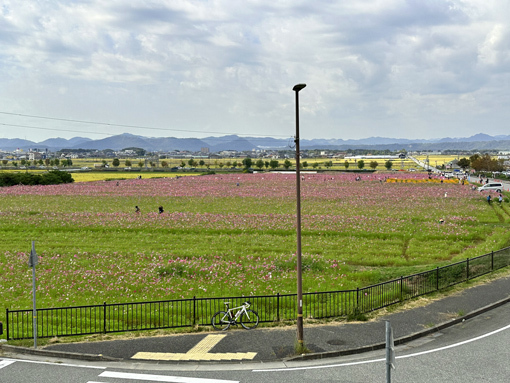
[211,301,259,331]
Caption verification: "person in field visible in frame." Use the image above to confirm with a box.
[135,206,140,213]
[159,206,164,214]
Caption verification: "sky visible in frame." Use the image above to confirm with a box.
[1,0,509,143]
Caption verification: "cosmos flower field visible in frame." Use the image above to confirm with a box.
[1,172,508,316]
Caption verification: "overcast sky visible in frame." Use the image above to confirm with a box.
[1,0,509,143]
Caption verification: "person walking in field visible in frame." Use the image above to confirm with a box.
[158,206,164,214]
[135,206,140,213]
[487,195,491,204]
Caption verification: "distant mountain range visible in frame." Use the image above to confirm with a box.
[1,133,510,152]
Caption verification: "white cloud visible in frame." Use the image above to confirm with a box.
[0,0,510,142]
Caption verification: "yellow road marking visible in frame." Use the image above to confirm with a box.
[131,334,257,361]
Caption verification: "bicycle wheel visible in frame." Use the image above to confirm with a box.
[240,309,259,330]
[211,311,231,331]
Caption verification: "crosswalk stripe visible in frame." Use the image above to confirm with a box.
[99,371,239,383]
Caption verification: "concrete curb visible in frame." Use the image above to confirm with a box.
[0,344,122,362]
[285,296,510,362]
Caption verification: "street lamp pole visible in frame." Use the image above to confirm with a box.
[293,83,306,346]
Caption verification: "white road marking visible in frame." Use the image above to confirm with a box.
[0,357,106,370]
[99,371,239,383]
[0,359,16,370]
[254,323,510,372]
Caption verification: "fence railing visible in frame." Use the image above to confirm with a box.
[6,246,510,340]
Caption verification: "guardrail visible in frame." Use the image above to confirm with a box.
[6,246,510,340]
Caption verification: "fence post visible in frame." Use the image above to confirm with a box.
[192,296,196,327]
[5,308,9,341]
[400,276,403,302]
[103,302,107,334]
[491,251,494,271]
[276,293,280,322]
[466,258,470,281]
[436,267,439,291]
[356,287,360,312]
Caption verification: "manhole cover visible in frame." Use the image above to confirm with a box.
[327,339,345,346]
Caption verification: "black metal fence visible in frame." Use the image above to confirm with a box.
[6,246,510,340]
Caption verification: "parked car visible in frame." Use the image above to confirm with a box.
[478,182,504,192]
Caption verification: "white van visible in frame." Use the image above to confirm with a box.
[478,182,504,192]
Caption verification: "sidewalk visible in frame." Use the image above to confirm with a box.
[3,273,510,364]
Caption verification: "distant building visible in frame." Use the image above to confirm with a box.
[28,151,43,161]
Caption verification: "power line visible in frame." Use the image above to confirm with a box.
[0,111,291,138]
[0,122,110,137]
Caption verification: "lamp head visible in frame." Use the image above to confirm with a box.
[293,83,306,92]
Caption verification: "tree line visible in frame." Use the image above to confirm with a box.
[0,170,74,187]
[456,154,505,172]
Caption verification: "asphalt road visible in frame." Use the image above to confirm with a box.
[2,302,510,383]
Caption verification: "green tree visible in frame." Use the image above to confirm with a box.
[369,161,378,170]
[180,161,186,168]
[242,157,253,169]
[112,158,120,167]
[312,162,319,169]
[264,161,270,169]
[199,160,205,168]
[2,160,8,166]
[385,160,393,170]
[470,154,504,172]
[232,161,239,168]
[344,160,350,169]
[161,161,169,168]
[61,159,68,167]
[54,158,60,166]
[457,158,470,171]
[324,160,333,169]
[269,159,279,169]
[357,160,365,170]
[283,159,292,169]
[255,159,265,170]
[125,160,132,167]
[20,159,26,166]
[138,161,144,168]
[302,161,308,169]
